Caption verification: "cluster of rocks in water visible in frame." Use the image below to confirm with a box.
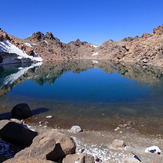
[0,103,162,163]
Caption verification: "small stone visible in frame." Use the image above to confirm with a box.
[46,115,53,119]
[112,139,125,148]
[69,125,83,134]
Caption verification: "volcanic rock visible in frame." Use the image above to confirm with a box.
[11,103,32,119]
[0,122,37,147]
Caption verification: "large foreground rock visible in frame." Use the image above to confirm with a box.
[0,122,37,147]
[15,130,76,161]
[4,157,55,163]
[62,154,94,163]
[11,103,32,119]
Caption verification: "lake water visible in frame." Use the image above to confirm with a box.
[0,60,163,135]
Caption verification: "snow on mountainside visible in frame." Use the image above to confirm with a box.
[0,40,42,61]
[0,28,42,65]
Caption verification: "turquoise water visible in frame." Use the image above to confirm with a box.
[0,60,163,132]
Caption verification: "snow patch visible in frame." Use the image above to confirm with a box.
[32,43,37,46]
[92,60,99,64]
[92,52,99,56]
[44,40,48,44]
[0,40,42,63]
[24,42,32,47]
[91,44,98,48]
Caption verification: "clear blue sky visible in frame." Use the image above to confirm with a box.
[0,0,163,45]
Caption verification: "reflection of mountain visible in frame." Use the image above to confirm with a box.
[1,60,163,96]
[0,62,42,96]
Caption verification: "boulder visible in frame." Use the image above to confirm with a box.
[15,130,76,161]
[112,139,125,148]
[0,122,37,147]
[15,131,56,160]
[11,103,32,119]
[69,125,83,134]
[62,153,94,163]
[4,157,55,163]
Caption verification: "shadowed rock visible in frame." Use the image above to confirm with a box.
[11,103,32,119]
[0,122,37,147]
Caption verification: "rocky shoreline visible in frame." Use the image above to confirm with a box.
[0,104,163,163]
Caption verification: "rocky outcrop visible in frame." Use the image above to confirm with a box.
[15,130,76,162]
[95,25,163,66]
[1,24,163,66]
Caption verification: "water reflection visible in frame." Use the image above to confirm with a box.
[1,60,163,96]
[0,60,163,134]
[0,62,42,96]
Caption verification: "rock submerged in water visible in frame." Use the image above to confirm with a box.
[11,103,32,119]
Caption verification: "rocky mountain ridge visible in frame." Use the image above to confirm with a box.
[0,25,163,66]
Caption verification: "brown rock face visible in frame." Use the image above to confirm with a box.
[3,157,54,163]
[1,24,163,66]
[15,130,76,161]
[153,25,163,35]
[97,24,163,66]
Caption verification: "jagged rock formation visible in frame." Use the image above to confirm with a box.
[93,25,163,67]
[25,33,94,61]
[0,25,163,66]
